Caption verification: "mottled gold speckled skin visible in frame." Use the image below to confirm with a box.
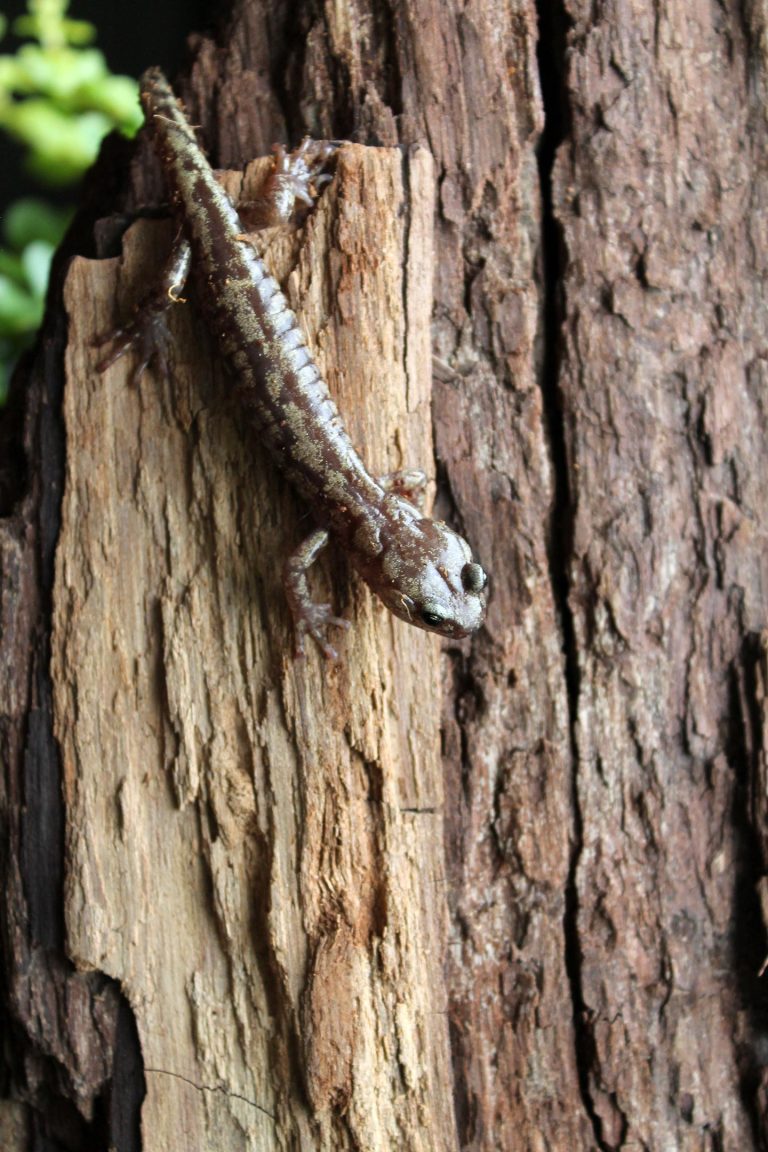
[136,69,487,653]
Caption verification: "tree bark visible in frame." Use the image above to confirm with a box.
[2,0,767,1149]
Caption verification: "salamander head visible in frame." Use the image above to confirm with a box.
[368,517,488,638]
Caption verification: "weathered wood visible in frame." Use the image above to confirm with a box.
[551,0,768,1146]
[0,1099,29,1150]
[191,4,588,1145]
[0,288,131,1146]
[54,145,458,1148]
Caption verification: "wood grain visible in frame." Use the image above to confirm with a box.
[54,146,459,1148]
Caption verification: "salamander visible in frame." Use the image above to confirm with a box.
[98,67,488,658]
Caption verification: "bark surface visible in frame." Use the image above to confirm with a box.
[1,0,767,1149]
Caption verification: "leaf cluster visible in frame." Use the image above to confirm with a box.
[0,0,141,183]
[0,0,141,400]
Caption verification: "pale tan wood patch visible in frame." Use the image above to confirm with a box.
[54,145,459,1148]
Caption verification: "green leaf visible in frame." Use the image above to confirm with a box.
[0,3,142,189]
[0,274,43,335]
[6,44,108,101]
[59,18,97,46]
[4,197,70,249]
[0,56,29,90]
[0,249,26,283]
[0,100,113,182]
[77,73,142,131]
[13,0,96,49]
[20,238,54,297]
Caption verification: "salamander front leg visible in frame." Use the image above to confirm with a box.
[239,138,339,228]
[283,527,350,659]
[379,469,428,510]
[94,232,191,384]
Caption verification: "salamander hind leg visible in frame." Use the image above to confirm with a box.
[283,527,351,660]
[94,233,191,385]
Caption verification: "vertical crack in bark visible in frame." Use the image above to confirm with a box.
[103,997,147,1152]
[534,5,611,1147]
[272,6,318,141]
[0,352,30,515]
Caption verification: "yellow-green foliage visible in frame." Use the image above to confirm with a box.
[0,0,141,400]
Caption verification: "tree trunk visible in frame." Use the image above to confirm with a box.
[2,0,767,1149]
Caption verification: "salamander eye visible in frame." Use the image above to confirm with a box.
[420,607,445,628]
[462,562,487,593]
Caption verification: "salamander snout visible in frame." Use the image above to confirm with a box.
[376,519,488,639]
